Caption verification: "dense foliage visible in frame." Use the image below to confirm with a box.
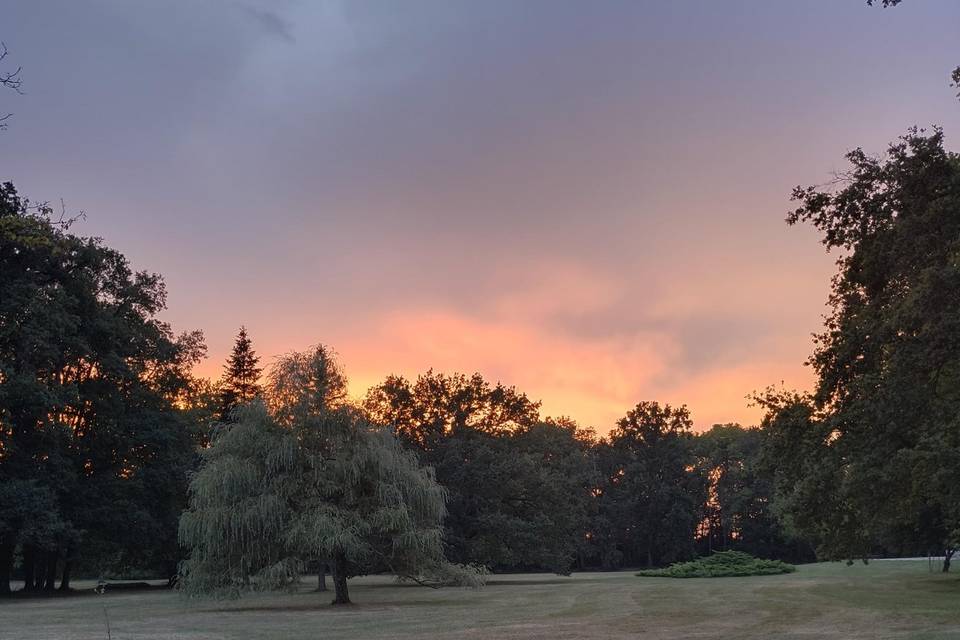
[364,379,802,573]
[364,372,596,574]
[694,424,811,562]
[0,182,209,594]
[636,551,796,578]
[179,348,485,604]
[767,129,960,568]
[0,186,803,599]
[587,403,703,568]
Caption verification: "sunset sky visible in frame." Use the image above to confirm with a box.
[4,1,959,431]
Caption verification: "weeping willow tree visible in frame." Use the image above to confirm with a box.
[178,345,485,604]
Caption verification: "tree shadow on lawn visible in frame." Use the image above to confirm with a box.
[0,582,170,602]
[358,576,605,590]
[200,598,463,614]
[484,577,607,587]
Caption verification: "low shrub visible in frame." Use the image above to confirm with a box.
[636,551,796,578]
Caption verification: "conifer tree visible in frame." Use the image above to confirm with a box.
[219,327,262,420]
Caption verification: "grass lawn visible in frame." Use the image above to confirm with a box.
[1,561,957,639]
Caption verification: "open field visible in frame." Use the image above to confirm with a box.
[1,561,958,640]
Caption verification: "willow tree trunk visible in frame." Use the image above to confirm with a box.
[330,553,350,605]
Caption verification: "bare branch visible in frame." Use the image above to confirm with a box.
[0,42,23,93]
[54,198,87,229]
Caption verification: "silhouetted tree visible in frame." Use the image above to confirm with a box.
[0,182,206,594]
[783,128,960,568]
[365,372,594,573]
[755,388,867,562]
[218,327,262,420]
[694,423,811,561]
[365,371,540,450]
[590,402,703,568]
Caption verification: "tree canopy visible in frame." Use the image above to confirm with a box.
[0,182,207,593]
[179,347,484,604]
[364,371,595,574]
[588,402,704,568]
[694,423,807,561]
[772,129,960,567]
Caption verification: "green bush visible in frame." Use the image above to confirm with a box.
[636,551,796,578]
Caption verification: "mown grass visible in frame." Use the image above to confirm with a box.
[636,550,796,578]
[0,561,957,639]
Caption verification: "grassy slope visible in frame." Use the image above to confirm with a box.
[0,561,957,640]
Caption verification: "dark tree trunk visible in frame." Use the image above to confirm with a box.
[35,552,47,590]
[22,545,36,591]
[0,542,13,595]
[943,548,954,573]
[316,563,327,592]
[59,554,73,592]
[165,557,179,588]
[43,550,58,591]
[330,553,350,605]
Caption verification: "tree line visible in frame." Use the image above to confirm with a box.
[2,124,958,600]
[0,177,805,596]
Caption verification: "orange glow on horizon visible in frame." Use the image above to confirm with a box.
[197,262,815,434]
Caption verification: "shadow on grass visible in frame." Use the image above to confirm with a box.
[1,582,171,602]
[358,577,603,590]
[0,589,94,601]
[357,581,437,590]
[201,601,345,614]
[485,577,606,587]
[200,598,463,614]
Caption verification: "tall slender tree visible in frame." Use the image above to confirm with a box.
[218,327,262,420]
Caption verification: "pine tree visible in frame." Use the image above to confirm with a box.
[219,327,262,420]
